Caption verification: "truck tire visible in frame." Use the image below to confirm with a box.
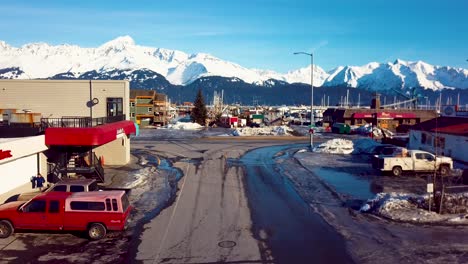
[0,220,13,239]
[439,165,450,176]
[392,166,403,177]
[88,223,106,240]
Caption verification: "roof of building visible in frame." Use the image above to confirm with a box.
[130,89,155,98]
[155,93,167,101]
[410,116,468,136]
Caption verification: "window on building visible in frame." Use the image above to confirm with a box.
[130,102,135,107]
[427,134,433,146]
[107,97,123,117]
[130,112,135,118]
[435,136,446,149]
[148,107,153,113]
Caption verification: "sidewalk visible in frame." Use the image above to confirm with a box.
[0,182,39,204]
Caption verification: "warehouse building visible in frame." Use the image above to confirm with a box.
[0,79,136,198]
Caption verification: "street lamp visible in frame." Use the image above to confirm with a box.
[294,51,314,149]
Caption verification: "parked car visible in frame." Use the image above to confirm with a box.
[374,150,453,176]
[331,123,351,134]
[0,190,131,240]
[16,178,100,202]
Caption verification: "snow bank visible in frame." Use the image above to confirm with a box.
[360,192,468,224]
[352,124,393,138]
[166,122,203,130]
[232,126,293,136]
[313,137,386,155]
[313,138,353,154]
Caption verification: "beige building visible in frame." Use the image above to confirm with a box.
[0,80,135,190]
[0,79,129,119]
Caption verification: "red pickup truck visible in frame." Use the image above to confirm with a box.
[0,190,132,240]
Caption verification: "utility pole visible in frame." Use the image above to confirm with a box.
[294,52,314,149]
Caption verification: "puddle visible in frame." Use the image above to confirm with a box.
[313,168,374,200]
[239,144,351,263]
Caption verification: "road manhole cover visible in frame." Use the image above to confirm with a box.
[218,240,237,248]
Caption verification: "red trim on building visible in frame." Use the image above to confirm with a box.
[390,113,417,118]
[45,121,136,146]
[353,113,373,118]
[353,112,416,119]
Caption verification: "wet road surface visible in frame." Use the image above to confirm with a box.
[239,144,352,263]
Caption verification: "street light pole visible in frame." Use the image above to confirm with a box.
[294,51,314,149]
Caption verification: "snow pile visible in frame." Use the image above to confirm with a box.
[232,126,293,136]
[352,124,393,138]
[360,192,468,224]
[313,138,353,154]
[166,122,203,130]
[352,138,381,154]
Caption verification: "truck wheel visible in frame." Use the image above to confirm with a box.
[88,223,106,240]
[392,166,403,177]
[439,165,450,176]
[0,220,13,239]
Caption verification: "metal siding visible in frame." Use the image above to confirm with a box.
[0,80,129,118]
[0,80,89,117]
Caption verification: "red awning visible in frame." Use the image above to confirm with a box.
[45,121,136,146]
[353,113,373,118]
[390,113,417,118]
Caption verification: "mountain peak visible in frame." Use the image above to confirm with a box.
[100,36,135,49]
[393,59,407,65]
[0,41,10,50]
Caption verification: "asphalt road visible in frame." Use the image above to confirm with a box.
[132,138,351,263]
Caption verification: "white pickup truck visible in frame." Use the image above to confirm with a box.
[375,150,453,176]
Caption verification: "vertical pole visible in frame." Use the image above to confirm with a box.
[310,53,314,150]
[89,80,93,120]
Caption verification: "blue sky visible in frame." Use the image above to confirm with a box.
[1,0,467,72]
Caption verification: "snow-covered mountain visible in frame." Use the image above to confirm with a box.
[322,60,468,90]
[0,36,467,90]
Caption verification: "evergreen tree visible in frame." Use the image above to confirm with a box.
[191,89,208,126]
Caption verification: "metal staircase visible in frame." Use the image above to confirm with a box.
[47,152,105,183]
